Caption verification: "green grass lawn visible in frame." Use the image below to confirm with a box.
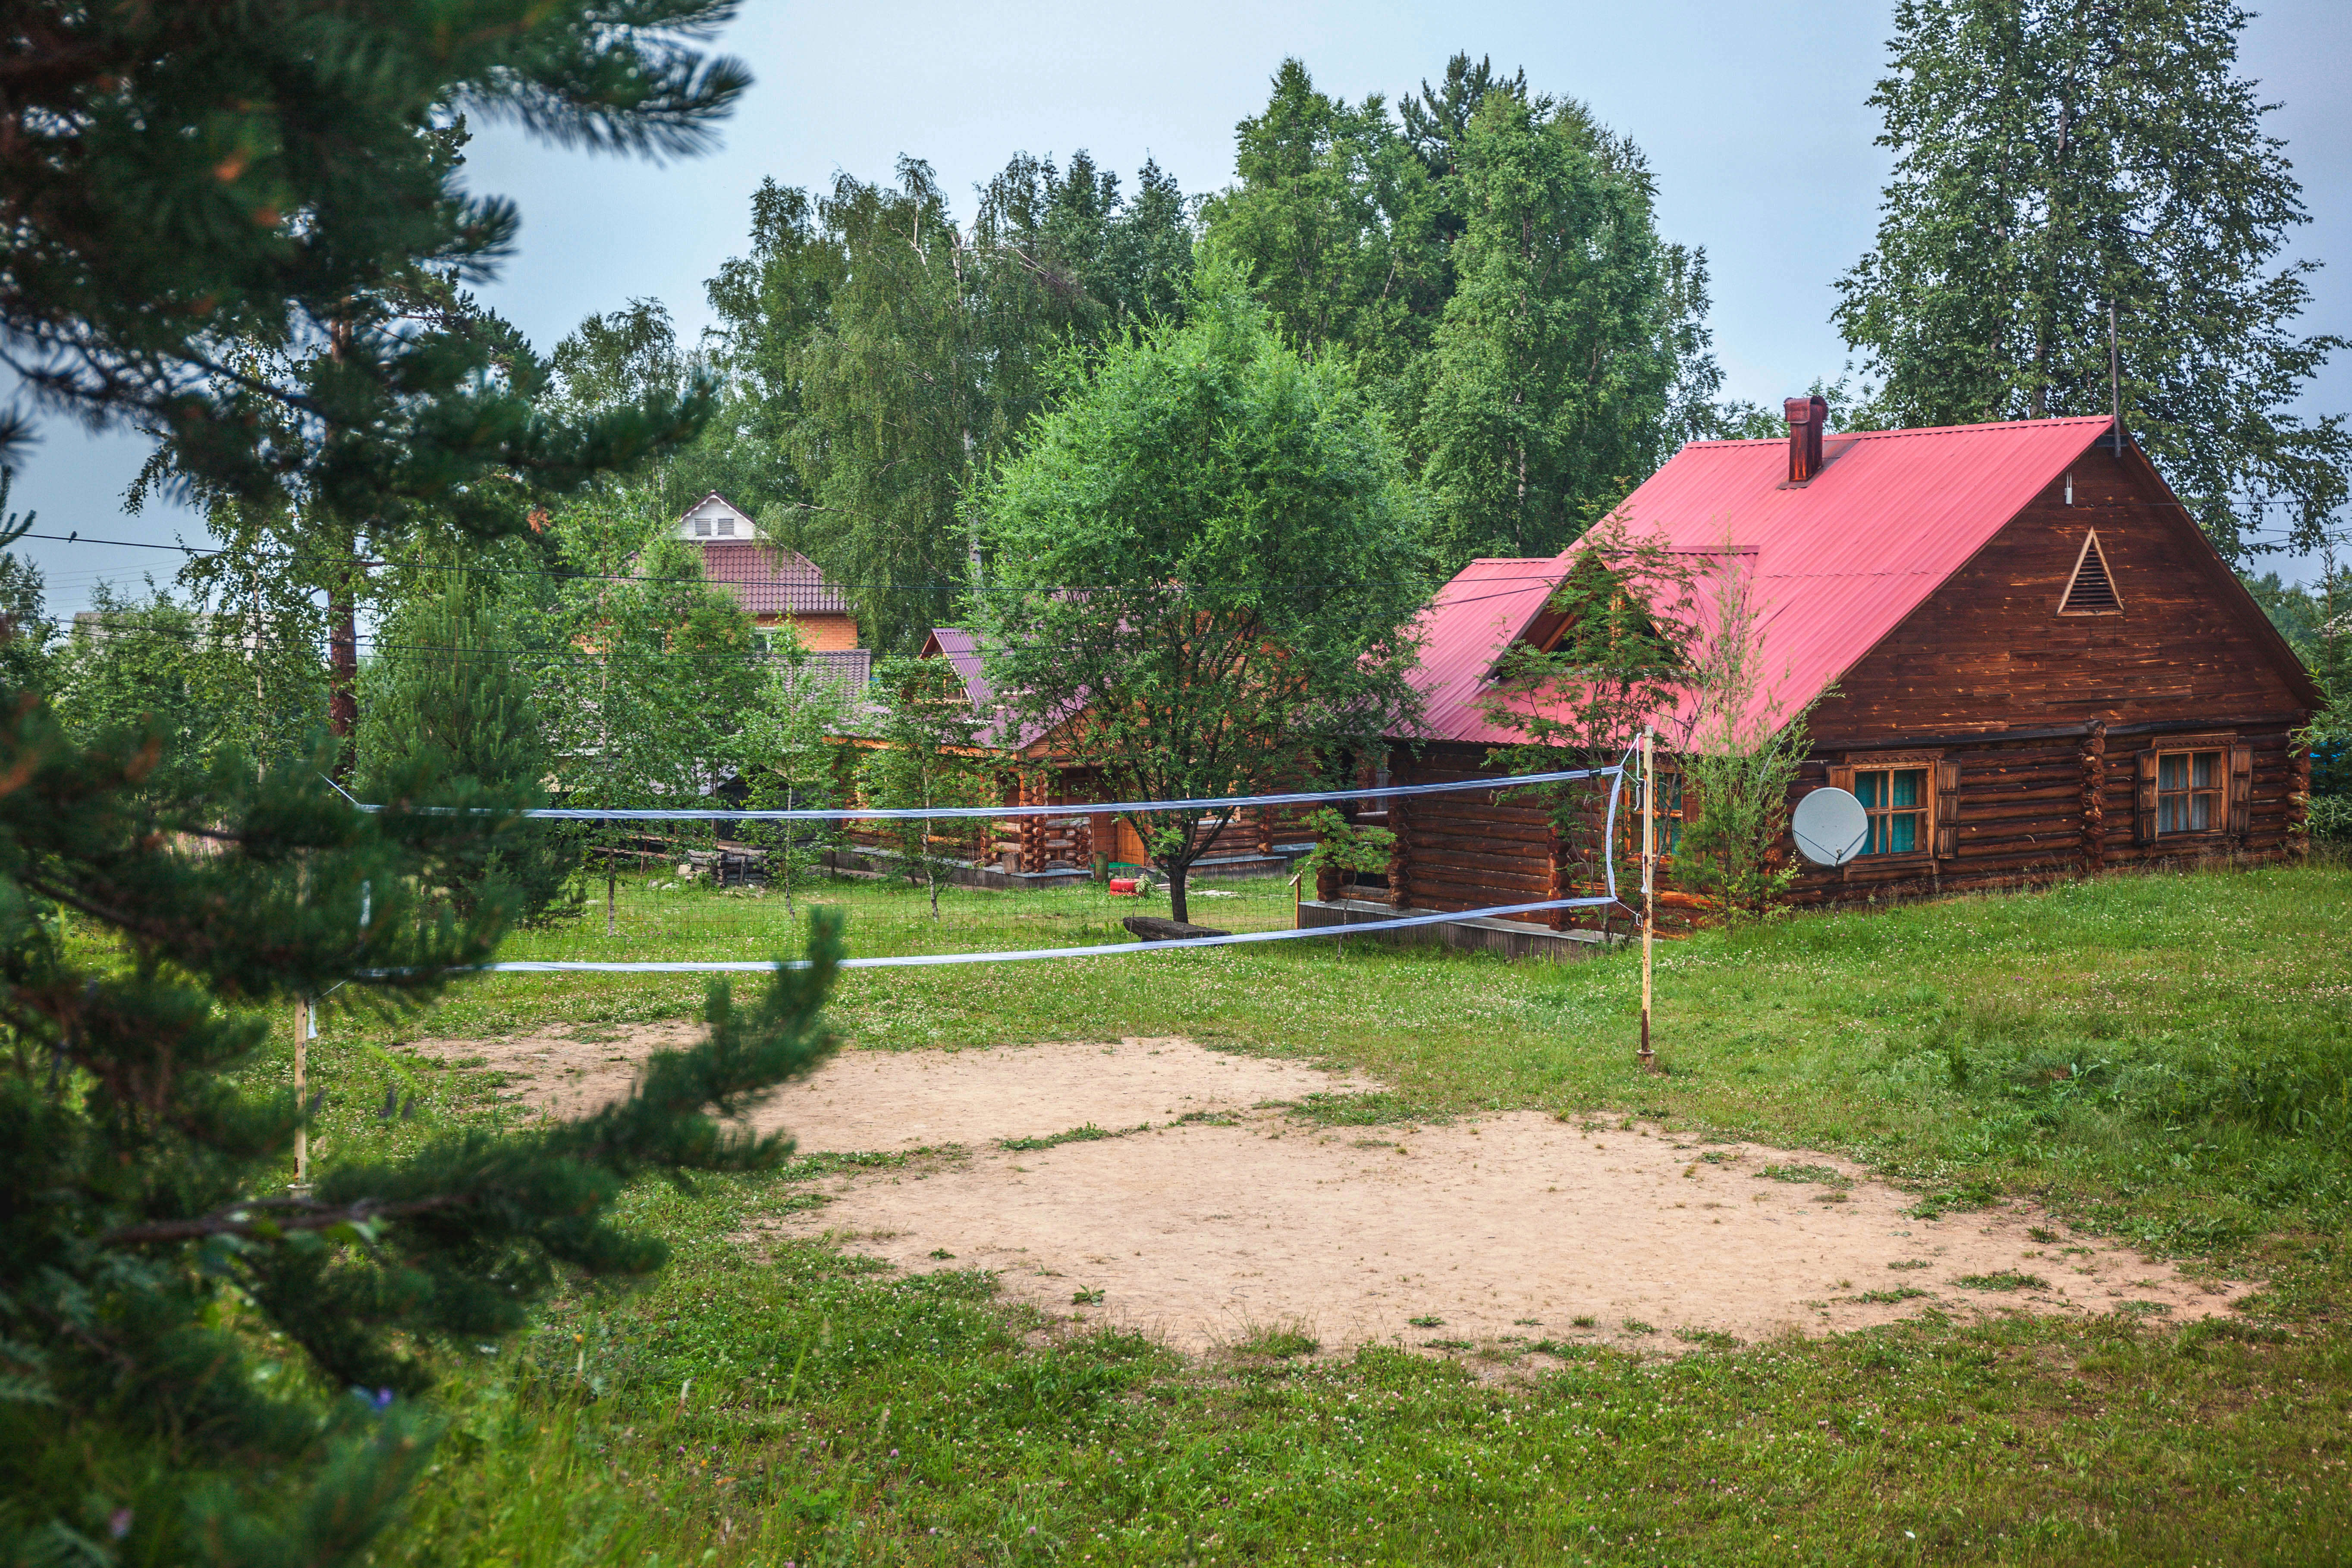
[289,858,2352,1566]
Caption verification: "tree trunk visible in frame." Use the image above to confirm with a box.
[1166,862,1189,925]
[606,858,617,938]
[779,782,797,915]
[328,548,359,781]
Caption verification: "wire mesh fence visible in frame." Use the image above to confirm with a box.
[508,802,1318,967]
[430,767,1626,972]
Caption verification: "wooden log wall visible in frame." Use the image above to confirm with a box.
[1399,717,2308,932]
[1779,721,2305,905]
[2079,721,2106,872]
[2290,742,2313,856]
[1387,751,1564,915]
[1805,445,2312,746]
[1387,794,1411,911]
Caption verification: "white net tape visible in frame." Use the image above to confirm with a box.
[370,764,1629,974]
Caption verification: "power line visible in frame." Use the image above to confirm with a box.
[9,529,1457,595]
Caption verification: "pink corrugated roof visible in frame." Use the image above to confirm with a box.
[1402,416,2121,746]
[699,540,853,617]
[920,627,1066,752]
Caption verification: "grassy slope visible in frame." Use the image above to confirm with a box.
[314,862,2352,1566]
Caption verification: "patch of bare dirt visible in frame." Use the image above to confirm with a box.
[410,1029,2251,1356]
[407,1030,1368,1144]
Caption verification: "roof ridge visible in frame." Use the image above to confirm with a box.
[1683,414,2112,450]
[1847,415,2113,441]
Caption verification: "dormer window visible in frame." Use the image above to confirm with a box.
[717,515,735,535]
[694,515,713,536]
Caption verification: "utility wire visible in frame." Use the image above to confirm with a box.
[11,529,1461,594]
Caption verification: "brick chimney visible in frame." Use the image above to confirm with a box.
[1784,394,1828,483]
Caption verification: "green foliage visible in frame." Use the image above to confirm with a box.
[704,154,1196,653]
[979,258,1427,924]
[697,181,849,524]
[49,578,329,792]
[0,477,51,694]
[1417,88,1718,569]
[0,638,851,1567]
[1200,60,1447,375]
[2260,561,2349,829]
[855,655,995,917]
[1204,54,1727,528]
[1299,807,1397,955]
[1480,516,1701,915]
[733,625,859,914]
[2,0,742,520]
[0,7,782,1560]
[357,575,578,925]
[1834,0,2349,561]
[2242,569,2330,659]
[1674,550,1822,921]
[1299,808,1398,888]
[524,495,759,930]
[529,495,760,815]
[1953,1272,2050,1292]
[541,298,741,521]
[549,298,699,421]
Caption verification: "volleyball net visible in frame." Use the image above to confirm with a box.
[416,763,1631,974]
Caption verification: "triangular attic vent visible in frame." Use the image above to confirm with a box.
[2060,531,2122,615]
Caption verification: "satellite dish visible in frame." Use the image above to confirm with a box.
[1792,786,1868,867]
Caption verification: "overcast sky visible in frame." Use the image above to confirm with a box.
[14,0,2349,615]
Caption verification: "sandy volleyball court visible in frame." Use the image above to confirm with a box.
[416,1031,2248,1355]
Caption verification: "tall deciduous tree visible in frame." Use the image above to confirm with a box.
[857,654,994,919]
[704,154,1195,654]
[545,298,780,522]
[1199,60,1444,381]
[734,626,858,915]
[527,496,760,930]
[700,181,848,522]
[1417,89,1721,571]
[1834,0,2349,559]
[50,578,329,791]
[981,259,1428,924]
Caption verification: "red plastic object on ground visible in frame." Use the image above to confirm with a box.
[1108,878,1140,896]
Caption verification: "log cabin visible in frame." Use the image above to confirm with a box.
[859,626,1309,880]
[1383,405,2322,928]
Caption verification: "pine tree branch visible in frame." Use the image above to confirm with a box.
[101,1193,474,1247]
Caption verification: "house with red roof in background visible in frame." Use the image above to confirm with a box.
[675,492,870,692]
[1376,401,2321,930]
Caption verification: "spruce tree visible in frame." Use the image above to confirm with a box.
[358,576,580,925]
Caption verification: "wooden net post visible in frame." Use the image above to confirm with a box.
[1639,730,1656,1072]
[293,851,311,1188]
[292,996,308,1187]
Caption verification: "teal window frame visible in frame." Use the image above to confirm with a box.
[1855,767,1929,858]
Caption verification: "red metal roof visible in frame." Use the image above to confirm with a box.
[919,627,1068,752]
[697,540,853,617]
[1402,416,2122,747]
